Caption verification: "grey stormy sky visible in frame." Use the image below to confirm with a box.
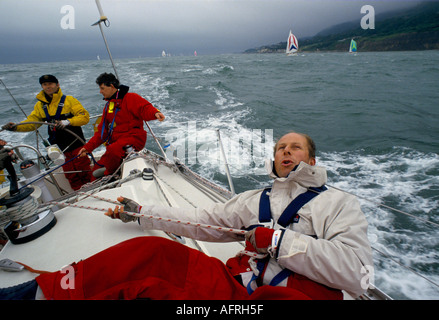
[0,0,424,63]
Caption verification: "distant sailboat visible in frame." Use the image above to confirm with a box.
[286,30,299,56]
[97,55,100,60]
[162,50,166,57]
[194,50,197,56]
[349,39,357,53]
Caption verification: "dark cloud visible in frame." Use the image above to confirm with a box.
[0,0,423,63]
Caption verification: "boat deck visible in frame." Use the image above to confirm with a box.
[0,152,243,287]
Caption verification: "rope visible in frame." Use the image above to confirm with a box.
[47,197,247,236]
[87,152,104,167]
[2,195,38,222]
[0,212,9,239]
[152,175,174,207]
[153,173,197,208]
[15,261,51,275]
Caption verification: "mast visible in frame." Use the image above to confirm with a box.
[91,0,168,161]
[92,0,120,80]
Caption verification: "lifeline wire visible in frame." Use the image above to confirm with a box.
[326,184,439,228]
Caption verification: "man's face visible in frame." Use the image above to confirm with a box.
[99,83,118,99]
[274,133,316,178]
[41,82,59,97]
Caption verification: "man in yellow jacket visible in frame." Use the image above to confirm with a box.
[2,75,91,190]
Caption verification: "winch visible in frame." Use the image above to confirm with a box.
[0,158,56,245]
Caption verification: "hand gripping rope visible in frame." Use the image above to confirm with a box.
[47,193,268,260]
[49,193,247,236]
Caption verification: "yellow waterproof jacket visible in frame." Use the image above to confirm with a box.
[17,88,90,152]
[16,88,89,132]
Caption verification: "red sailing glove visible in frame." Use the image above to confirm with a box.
[245,227,275,254]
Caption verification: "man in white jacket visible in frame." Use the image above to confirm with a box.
[103,131,373,299]
[3,132,373,300]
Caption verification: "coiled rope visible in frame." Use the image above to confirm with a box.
[0,195,39,238]
[3,195,39,222]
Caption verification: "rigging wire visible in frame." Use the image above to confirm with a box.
[92,0,168,161]
[0,79,29,119]
[327,184,439,228]
[372,246,439,289]
[0,78,47,150]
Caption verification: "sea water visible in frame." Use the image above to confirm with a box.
[1,51,438,299]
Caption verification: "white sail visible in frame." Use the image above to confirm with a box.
[162,50,166,57]
[286,30,299,56]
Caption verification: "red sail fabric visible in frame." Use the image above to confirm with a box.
[36,237,339,300]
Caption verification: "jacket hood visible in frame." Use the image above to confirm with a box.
[264,159,327,188]
[106,85,130,101]
[118,85,129,99]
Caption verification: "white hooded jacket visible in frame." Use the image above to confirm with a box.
[138,160,373,298]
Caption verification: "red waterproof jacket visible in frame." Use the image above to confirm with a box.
[84,85,160,153]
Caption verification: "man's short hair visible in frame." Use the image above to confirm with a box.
[273,132,316,159]
[96,73,120,88]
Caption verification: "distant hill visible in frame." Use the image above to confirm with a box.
[244,2,439,53]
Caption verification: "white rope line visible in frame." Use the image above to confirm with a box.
[66,194,265,258]
[2,196,39,222]
[49,197,247,236]
[48,193,271,259]
[76,192,120,205]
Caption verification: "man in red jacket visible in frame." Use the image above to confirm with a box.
[78,73,165,178]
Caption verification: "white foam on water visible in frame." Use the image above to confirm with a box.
[211,87,243,110]
[160,107,274,180]
[202,64,234,75]
[320,148,439,299]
